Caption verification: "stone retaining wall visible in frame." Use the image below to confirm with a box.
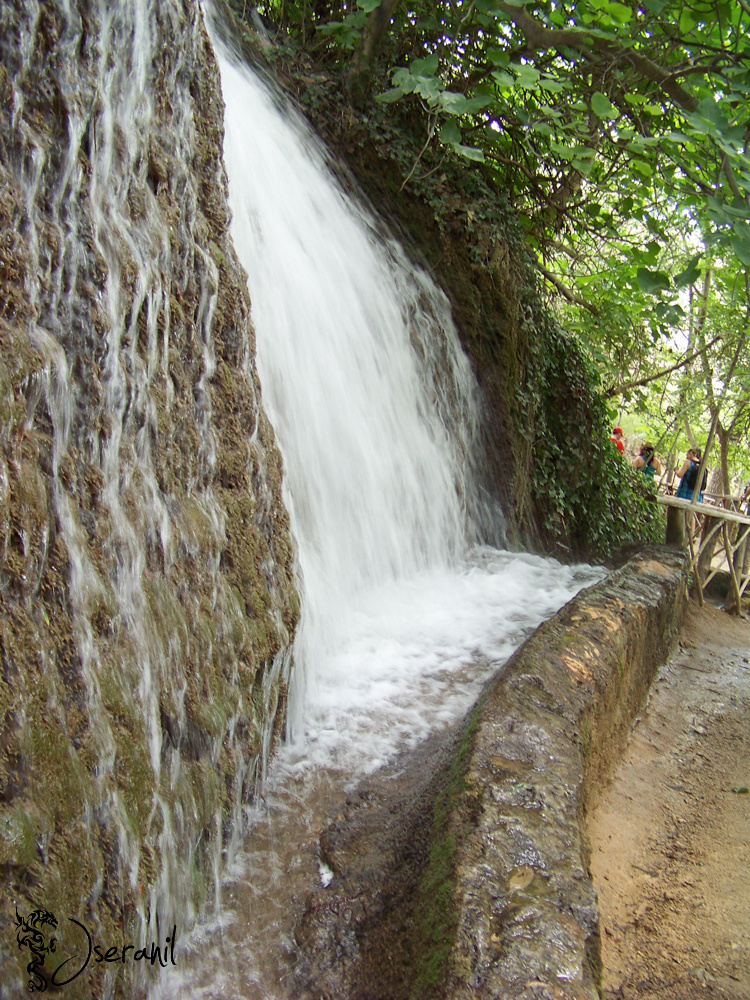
[443,547,688,1000]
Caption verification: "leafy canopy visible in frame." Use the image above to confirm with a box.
[299,1,750,288]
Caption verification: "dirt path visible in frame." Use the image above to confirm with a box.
[589,600,750,1000]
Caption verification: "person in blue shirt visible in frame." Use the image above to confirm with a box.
[633,443,661,482]
[676,448,703,502]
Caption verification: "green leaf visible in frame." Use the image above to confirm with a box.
[539,78,566,93]
[603,1,633,23]
[439,120,462,144]
[631,160,654,178]
[492,70,515,88]
[453,143,486,161]
[440,91,492,115]
[486,47,509,67]
[316,20,346,35]
[679,7,699,32]
[636,267,671,294]
[357,0,381,11]
[376,87,405,104]
[730,232,750,265]
[514,63,541,88]
[674,255,702,288]
[685,97,730,136]
[591,91,618,119]
[410,54,439,76]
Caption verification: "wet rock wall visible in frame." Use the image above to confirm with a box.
[443,548,688,1000]
[0,1,297,995]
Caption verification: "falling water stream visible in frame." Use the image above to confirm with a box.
[149,24,605,1000]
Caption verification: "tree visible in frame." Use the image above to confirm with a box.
[307,2,750,309]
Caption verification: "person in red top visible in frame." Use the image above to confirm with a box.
[610,426,625,452]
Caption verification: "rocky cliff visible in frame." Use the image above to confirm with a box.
[0,1,297,994]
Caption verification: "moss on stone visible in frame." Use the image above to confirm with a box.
[409,697,485,1000]
[0,5,299,994]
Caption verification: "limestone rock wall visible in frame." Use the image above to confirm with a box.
[0,1,297,994]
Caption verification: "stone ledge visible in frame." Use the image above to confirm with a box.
[444,547,688,1000]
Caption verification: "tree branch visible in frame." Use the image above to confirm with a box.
[537,264,600,314]
[605,334,723,398]
[498,3,700,112]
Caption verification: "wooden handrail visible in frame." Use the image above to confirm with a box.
[656,495,750,612]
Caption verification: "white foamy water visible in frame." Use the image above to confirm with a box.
[289,547,603,778]
[149,26,605,998]
[150,550,603,1000]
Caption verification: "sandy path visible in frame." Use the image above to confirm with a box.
[589,601,750,999]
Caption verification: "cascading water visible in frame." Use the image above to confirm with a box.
[0,2,298,995]
[148,21,605,999]
[215,44,485,743]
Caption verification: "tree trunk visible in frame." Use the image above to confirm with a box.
[716,423,732,497]
[345,0,402,104]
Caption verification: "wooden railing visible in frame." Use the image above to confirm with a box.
[656,493,750,612]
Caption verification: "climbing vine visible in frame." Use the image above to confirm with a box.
[519,289,665,556]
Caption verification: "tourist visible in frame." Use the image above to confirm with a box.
[610,426,625,453]
[675,448,704,502]
[633,443,661,482]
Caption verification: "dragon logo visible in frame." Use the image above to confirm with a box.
[14,907,58,992]
[12,904,175,991]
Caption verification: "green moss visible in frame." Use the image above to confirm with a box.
[112,722,156,839]
[409,697,485,1000]
[190,760,222,828]
[0,804,51,869]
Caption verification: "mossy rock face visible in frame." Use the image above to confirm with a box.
[0,2,298,994]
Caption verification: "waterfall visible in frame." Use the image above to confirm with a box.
[0,1,605,995]
[216,41,499,745]
[208,33,607,779]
